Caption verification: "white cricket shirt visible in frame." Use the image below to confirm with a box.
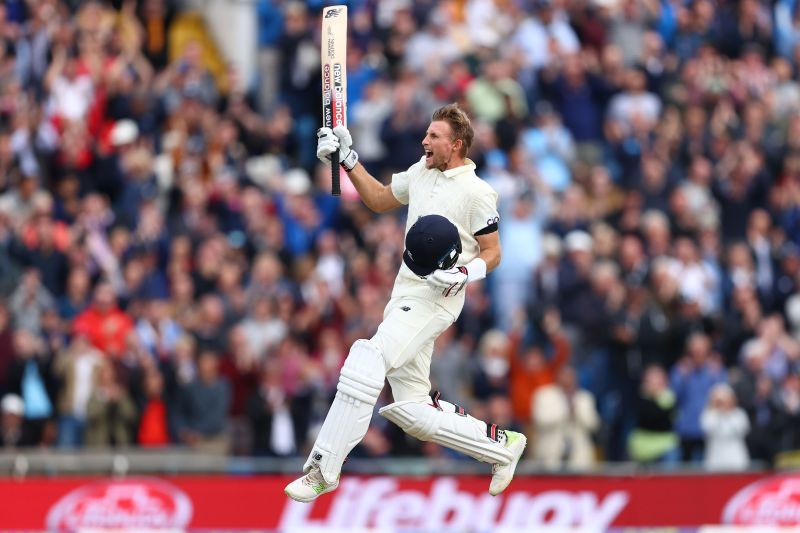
[389,157,500,318]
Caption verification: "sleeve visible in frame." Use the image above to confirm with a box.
[470,186,500,236]
[391,161,421,205]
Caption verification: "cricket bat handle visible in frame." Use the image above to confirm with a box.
[331,152,340,196]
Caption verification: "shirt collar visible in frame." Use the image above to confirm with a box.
[441,159,476,179]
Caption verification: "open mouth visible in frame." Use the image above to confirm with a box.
[424,149,433,161]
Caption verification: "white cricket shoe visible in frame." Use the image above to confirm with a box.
[489,430,527,496]
[284,466,340,502]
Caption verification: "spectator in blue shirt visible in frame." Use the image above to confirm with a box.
[671,332,726,462]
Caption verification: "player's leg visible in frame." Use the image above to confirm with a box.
[284,339,385,502]
[382,336,526,495]
[286,296,447,502]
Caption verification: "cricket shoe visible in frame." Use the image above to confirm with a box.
[284,466,339,502]
[489,430,527,496]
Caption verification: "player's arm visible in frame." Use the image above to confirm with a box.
[346,162,403,213]
[475,230,501,272]
[426,191,500,297]
[317,126,402,213]
[425,231,497,297]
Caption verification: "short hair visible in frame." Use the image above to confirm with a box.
[431,103,474,157]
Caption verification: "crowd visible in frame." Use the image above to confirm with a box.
[1,0,800,472]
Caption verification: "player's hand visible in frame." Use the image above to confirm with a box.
[427,266,468,297]
[317,126,359,171]
[317,127,340,165]
[333,125,359,170]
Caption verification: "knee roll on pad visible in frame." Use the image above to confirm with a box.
[379,400,514,465]
[304,339,386,483]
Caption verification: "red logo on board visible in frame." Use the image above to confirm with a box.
[46,478,193,530]
[723,475,800,525]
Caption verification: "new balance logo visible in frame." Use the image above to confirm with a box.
[325,8,342,17]
[312,481,327,494]
[401,306,411,312]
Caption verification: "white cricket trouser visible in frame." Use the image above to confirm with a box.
[304,295,456,482]
[371,296,456,402]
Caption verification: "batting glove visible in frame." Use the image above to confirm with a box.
[317,127,340,165]
[333,125,359,171]
[427,266,469,297]
[316,126,359,171]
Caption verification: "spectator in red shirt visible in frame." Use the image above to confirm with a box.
[137,366,170,447]
[73,281,134,358]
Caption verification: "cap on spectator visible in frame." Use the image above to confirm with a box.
[110,119,139,147]
[1,394,24,417]
[284,168,311,196]
[565,230,593,253]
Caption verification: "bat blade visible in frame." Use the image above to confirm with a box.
[321,5,348,196]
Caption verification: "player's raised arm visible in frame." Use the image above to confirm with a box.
[316,126,402,213]
[475,230,502,272]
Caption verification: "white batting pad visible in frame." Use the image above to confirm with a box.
[304,339,385,483]
[379,400,514,465]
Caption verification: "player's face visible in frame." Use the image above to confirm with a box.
[422,120,460,171]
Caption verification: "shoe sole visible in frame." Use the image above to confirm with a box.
[489,434,527,496]
[284,482,340,503]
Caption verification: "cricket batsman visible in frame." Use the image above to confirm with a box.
[284,103,526,502]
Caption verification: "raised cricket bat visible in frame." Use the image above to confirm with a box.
[321,5,348,196]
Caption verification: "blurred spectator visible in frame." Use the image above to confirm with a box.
[628,365,679,464]
[9,268,55,335]
[701,383,750,471]
[512,0,579,72]
[136,296,182,360]
[532,366,599,470]
[465,58,528,125]
[472,329,511,401]
[73,282,134,358]
[777,372,800,453]
[607,68,662,135]
[430,325,472,406]
[139,0,175,71]
[520,102,575,193]
[58,268,91,321]
[509,308,570,423]
[256,0,282,112]
[671,333,726,462]
[5,328,55,447]
[137,366,170,447]
[0,302,13,396]
[85,360,137,447]
[175,350,231,454]
[247,358,298,457]
[0,394,29,448]
[52,334,104,448]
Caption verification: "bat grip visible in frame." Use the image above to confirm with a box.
[331,150,340,196]
[329,97,341,196]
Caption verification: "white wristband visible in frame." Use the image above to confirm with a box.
[465,257,487,283]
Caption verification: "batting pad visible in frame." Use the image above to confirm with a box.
[379,400,514,465]
[304,339,385,483]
